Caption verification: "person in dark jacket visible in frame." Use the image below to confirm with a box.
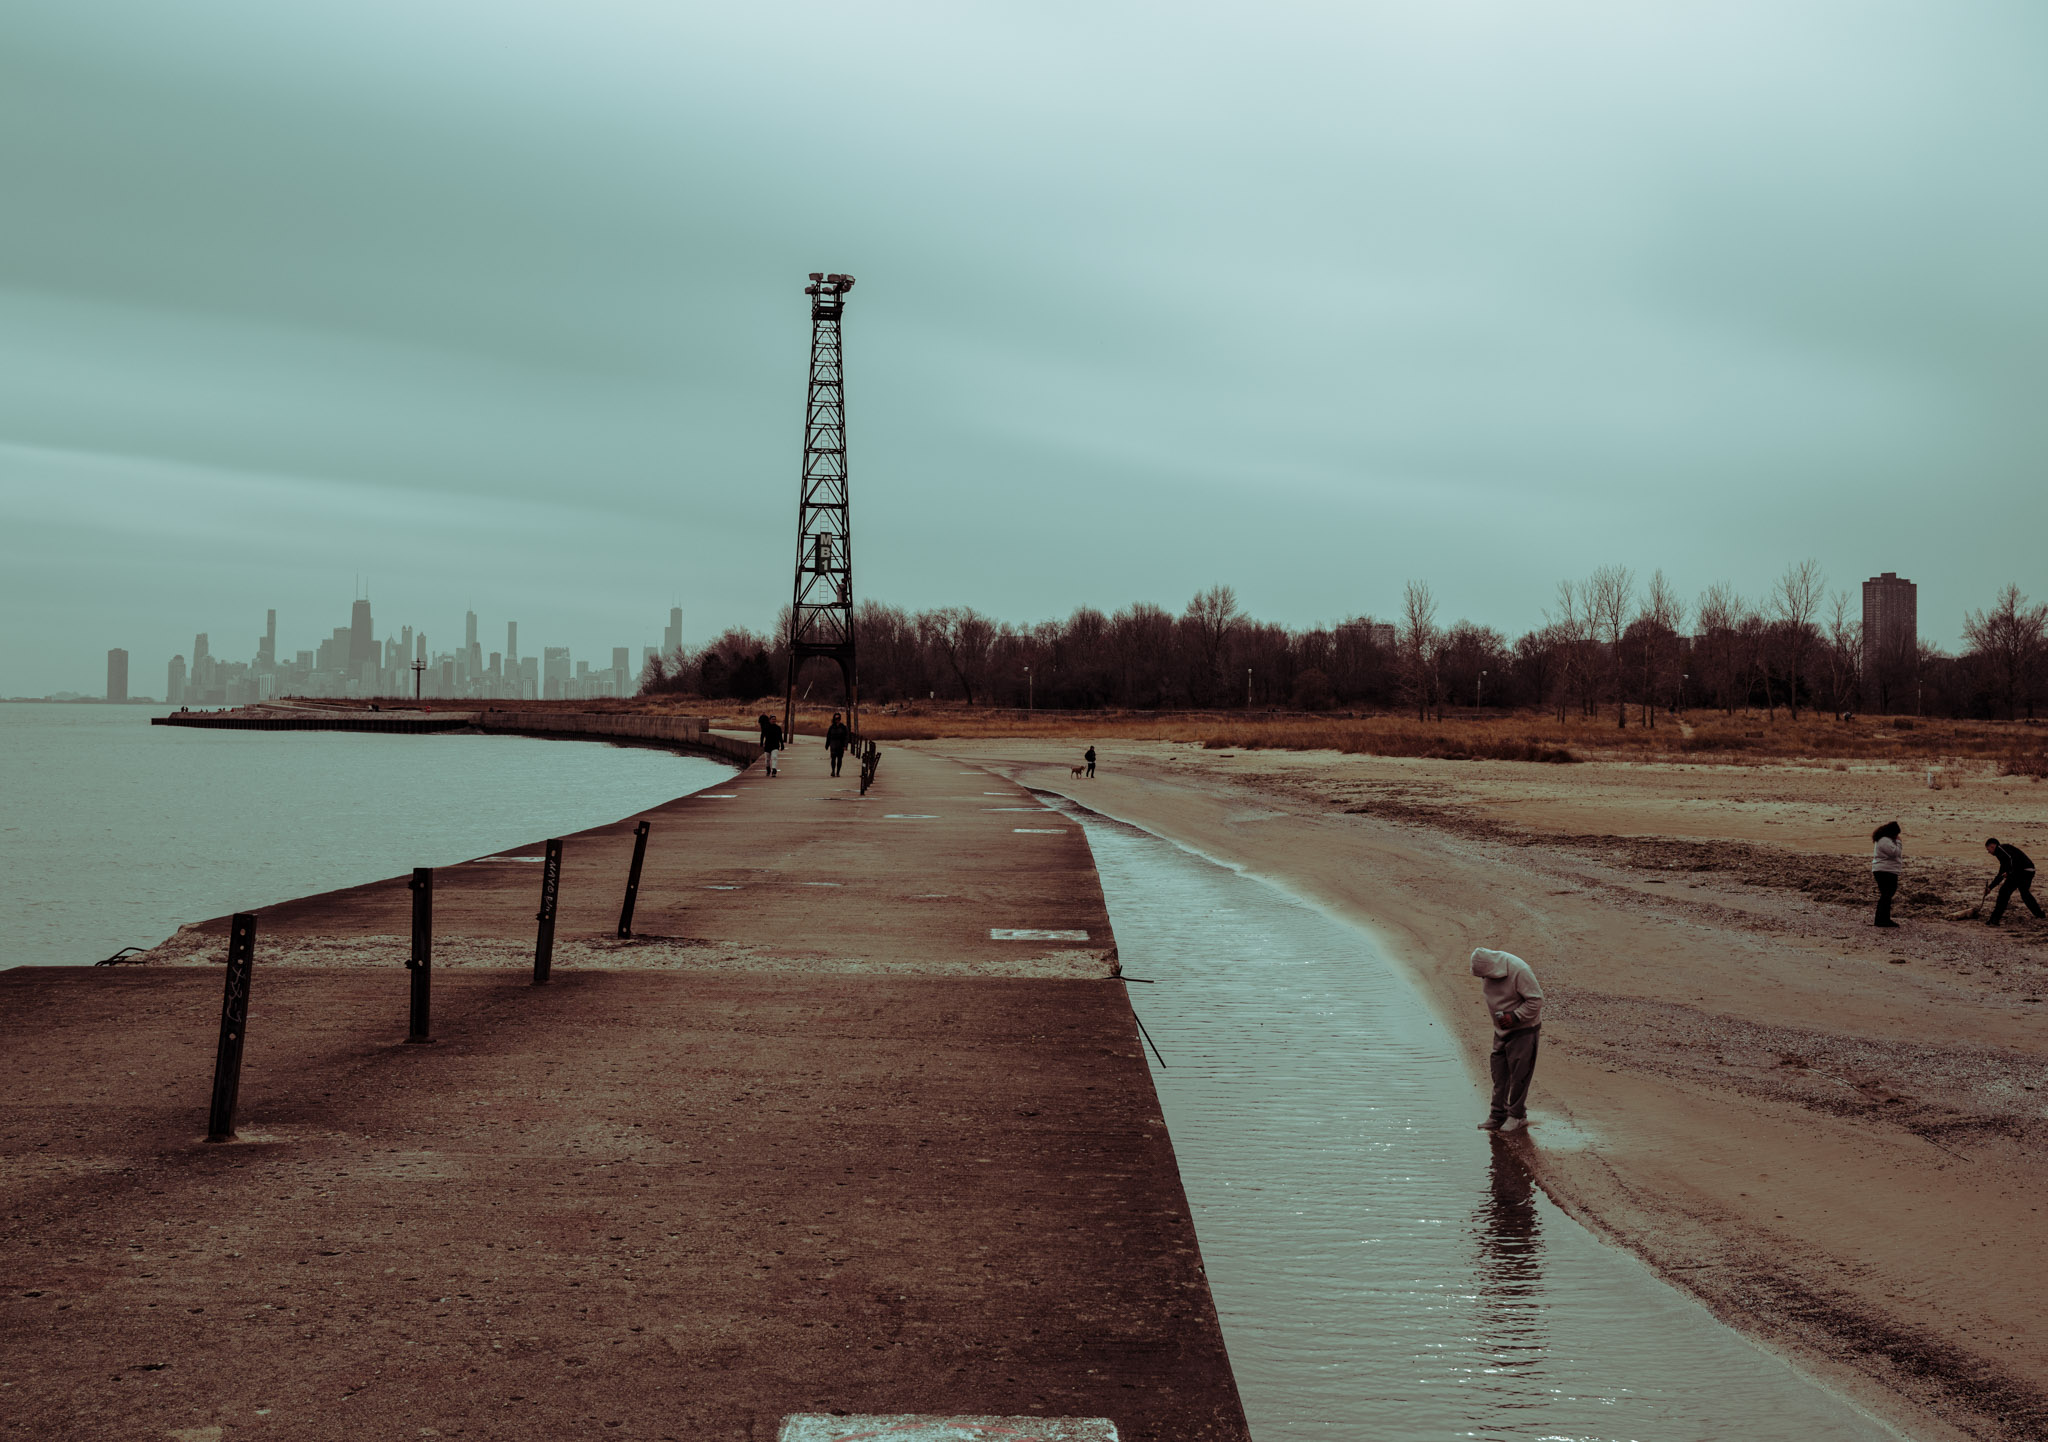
[1084,746,1096,779]
[825,712,851,777]
[1870,820,1903,928]
[756,713,783,777]
[1983,838,2042,924]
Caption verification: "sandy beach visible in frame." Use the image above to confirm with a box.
[919,737,2048,1442]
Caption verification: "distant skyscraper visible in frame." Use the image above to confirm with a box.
[613,646,632,696]
[106,649,128,703]
[167,654,186,706]
[664,607,683,656]
[1862,571,1918,712]
[465,610,478,652]
[349,598,375,673]
[259,609,277,667]
[506,620,518,665]
[543,646,571,700]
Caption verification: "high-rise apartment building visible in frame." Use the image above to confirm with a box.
[106,649,128,703]
[543,647,571,700]
[167,655,186,706]
[1862,572,1918,712]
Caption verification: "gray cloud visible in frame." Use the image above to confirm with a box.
[3,0,2044,692]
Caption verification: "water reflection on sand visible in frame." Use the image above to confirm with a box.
[1055,798,1893,1442]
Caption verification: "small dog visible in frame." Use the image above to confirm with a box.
[1070,765,1086,779]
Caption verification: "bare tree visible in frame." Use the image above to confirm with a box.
[1633,570,1685,728]
[921,607,996,705]
[1822,591,1861,717]
[1773,559,1825,720]
[1585,565,1635,728]
[1963,584,2048,719]
[1694,582,1743,714]
[1546,581,1592,722]
[1400,580,1441,720]
[1182,586,1243,706]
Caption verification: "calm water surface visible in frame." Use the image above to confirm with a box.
[1057,798,1896,1442]
[0,704,731,968]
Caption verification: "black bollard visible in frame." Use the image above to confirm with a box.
[617,820,650,939]
[406,867,432,1043]
[534,838,563,984]
[204,913,258,1143]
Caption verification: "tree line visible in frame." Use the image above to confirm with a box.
[638,570,2048,721]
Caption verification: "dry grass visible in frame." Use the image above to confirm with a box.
[790,705,2048,771]
[303,694,2048,771]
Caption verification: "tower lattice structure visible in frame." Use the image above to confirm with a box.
[783,271,859,741]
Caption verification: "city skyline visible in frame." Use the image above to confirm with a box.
[31,596,679,705]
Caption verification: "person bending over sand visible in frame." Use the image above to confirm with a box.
[1983,837,2042,925]
[1471,947,1544,1133]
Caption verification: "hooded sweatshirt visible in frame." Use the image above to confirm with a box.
[1470,947,1544,1032]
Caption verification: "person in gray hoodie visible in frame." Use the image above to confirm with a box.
[1471,947,1545,1132]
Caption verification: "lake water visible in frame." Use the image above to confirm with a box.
[0,704,732,968]
[1053,796,1897,1442]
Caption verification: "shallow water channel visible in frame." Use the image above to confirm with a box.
[1053,799,1896,1442]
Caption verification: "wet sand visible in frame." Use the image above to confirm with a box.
[928,739,2048,1442]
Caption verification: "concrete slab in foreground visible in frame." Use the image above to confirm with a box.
[778,1417,1116,1440]
[0,742,1248,1441]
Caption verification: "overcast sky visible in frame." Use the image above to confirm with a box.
[3,0,2043,694]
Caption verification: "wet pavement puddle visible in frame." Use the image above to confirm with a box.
[1052,799,1896,1442]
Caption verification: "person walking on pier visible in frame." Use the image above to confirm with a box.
[825,712,851,778]
[1870,820,1903,928]
[1085,745,1097,779]
[1471,946,1544,1133]
[1983,837,2042,924]
[757,713,783,777]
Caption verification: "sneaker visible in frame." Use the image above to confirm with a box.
[1477,1118,1503,1131]
[1500,1117,1528,1133]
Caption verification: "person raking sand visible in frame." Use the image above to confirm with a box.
[1471,946,1544,1132]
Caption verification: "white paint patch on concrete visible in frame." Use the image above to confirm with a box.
[778,1417,1117,1442]
[1013,828,1068,834]
[884,814,939,819]
[986,807,1051,812]
[698,794,739,799]
[473,856,546,863]
[705,884,742,890]
[802,881,843,887]
[991,928,1090,941]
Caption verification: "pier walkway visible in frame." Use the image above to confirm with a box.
[0,743,1248,1441]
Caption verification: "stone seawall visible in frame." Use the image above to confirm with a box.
[152,704,764,768]
[474,708,762,767]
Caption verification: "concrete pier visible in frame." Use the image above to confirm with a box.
[0,742,1248,1441]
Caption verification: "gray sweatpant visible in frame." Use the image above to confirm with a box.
[1489,1025,1541,1122]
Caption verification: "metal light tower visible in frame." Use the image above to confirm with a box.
[783,271,858,742]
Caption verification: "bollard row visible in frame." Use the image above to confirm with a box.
[199,821,660,1137]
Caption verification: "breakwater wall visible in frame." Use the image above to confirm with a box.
[152,704,763,768]
[153,709,474,734]
[473,708,761,767]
